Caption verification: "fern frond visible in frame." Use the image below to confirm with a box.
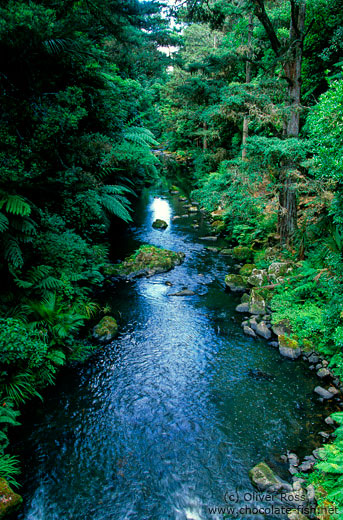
[0,213,9,232]
[100,194,132,222]
[124,126,159,148]
[0,195,31,216]
[4,237,24,269]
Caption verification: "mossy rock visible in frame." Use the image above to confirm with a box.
[112,245,185,279]
[249,462,282,491]
[239,264,256,277]
[0,478,22,519]
[93,316,118,344]
[152,219,168,230]
[249,288,266,315]
[302,338,315,352]
[247,268,269,287]
[211,220,225,233]
[272,318,293,337]
[288,510,309,520]
[268,261,292,282]
[279,335,301,359]
[225,274,248,293]
[241,293,250,303]
[232,246,253,261]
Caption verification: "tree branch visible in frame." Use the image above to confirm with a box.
[251,0,281,56]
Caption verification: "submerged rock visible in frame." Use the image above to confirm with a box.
[0,478,23,519]
[111,245,185,279]
[152,219,168,230]
[169,289,196,296]
[93,316,118,343]
[236,303,250,313]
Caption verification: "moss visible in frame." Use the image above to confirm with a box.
[233,245,253,261]
[279,334,299,350]
[152,219,168,230]
[241,293,250,303]
[211,220,225,232]
[0,478,22,519]
[239,263,256,276]
[93,316,118,339]
[225,274,248,292]
[113,245,185,278]
[302,338,315,352]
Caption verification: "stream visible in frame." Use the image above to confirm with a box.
[14,189,331,520]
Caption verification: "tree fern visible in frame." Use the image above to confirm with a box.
[0,194,31,216]
[124,126,159,148]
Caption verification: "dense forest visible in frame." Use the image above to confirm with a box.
[2,0,343,518]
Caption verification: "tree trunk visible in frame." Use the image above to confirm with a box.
[277,1,306,245]
[242,14,253,161]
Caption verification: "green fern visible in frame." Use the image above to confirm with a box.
[0,194,31,216]
[0,213,9,232]
[0,454,20,487]
[124,126,159,148]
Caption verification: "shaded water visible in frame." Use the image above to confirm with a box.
[15,190,330,520]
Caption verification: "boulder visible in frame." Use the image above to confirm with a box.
[256,321,272,340]
[188,206,198,213]
[249,288,266,315]
[211,220,225,233]
[317,368,330,379]
[225,274,248,293]
[0,478,23,519]
[239,264,256,277]
[236,303,250,313]
[249,318,258,331]
[112,245,185,279]
[314,386,334,399]
[219,248,232,255]
[233,246,253,261]
[199,236,218,241]
[241,293,250,303]
[278,335,301,359]
[152,219,168,230]
[249,462,285,492]
[247,269,269,287]
[93,316,118,344]
[244,326,256,338]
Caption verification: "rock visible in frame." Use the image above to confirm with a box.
[93,316,118,344]
[219,248,232,255]
[241,320,249,327]
[188,206,198,212]
[0,478,23,519]
[328,386,340,395]
[256,321,272,340]
[288,466,298,475]
[298,459,314,472]
[306,484,316,502]
[317,368,331,379]
[199,236,218,241]
[165,281,173,286]
[314,386,334,399]
[325,416,335,426]
[249,288,266,315]
[232,246,253,261]
[269,341,279,348]
[288,453,299,466]
[211,220,226,233]
[169,289,196,296]
[239,263,256,277]
[152,218,168,230]
[247,269,269,287]
[249,462,286,492]
[272,319,293,337]
[268,262,291,282]
[244,326,256,338]
[322,360,329,367]
[308,354,319,364]
[179,196,187,202]
[241,293,250,303]
[249,318,258,331]
[236,303,250,313]
[279,335,301,359]
[206,247,219,252]
[312,448,324,459]
[287,510,309,520]
[318,431,330,439]
[113,245,185,279]
[225,274,248,293]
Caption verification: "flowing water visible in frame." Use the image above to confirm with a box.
[14,190,332,520]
